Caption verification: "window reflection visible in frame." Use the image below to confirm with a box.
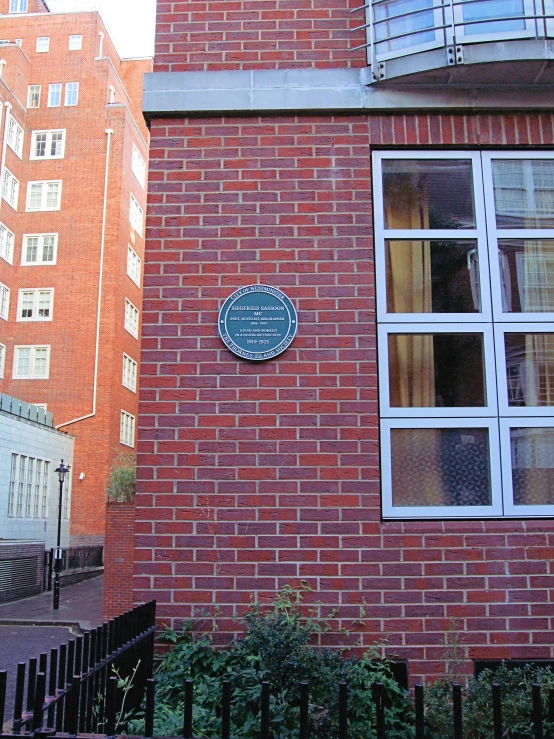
[493,160,554,228]
[498,240,554,312]
[374,0,435,55]
[510,427,554,505]
[462,0,526,35]
[505,333,554,406]
[383,159,476,229]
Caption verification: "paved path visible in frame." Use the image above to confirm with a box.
[0,576,104,727]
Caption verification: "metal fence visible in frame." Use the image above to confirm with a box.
[0,600,155,737]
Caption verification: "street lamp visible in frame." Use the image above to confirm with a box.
[53,459,70,610]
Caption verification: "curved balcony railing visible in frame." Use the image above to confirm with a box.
[352,0,554,83]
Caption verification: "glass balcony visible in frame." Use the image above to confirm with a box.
[352,0,554,84]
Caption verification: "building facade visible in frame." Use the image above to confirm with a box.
[137,1,554,681]
[0,0,151,546]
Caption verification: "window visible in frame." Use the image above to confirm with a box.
[374,150,554,519]
[7,116,23,157]
[124,298,139,339]
[69,35,82,50]
[122,354,138,392]
[17,288,54,321]
[31,130,65,160]
[27,85,40,108]
[64,82,79,107]
[26,181,62,211]
[48,83,62,107]
[0,223,14,264]
[0,343,5,378]
[8,454,49,519]
[2,169,19,209]
[120,410,135,447]
[13,345,50,379]
[129,194,143,236]
[132,144,146,188]
[127,245,141,286]
[9,0,28,13]
[0,282,9,320]
[36,37,49,53]
[22,234,57,265]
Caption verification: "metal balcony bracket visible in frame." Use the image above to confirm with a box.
[456,45,464,64]
[376,61,386,80]
[447,45,464,66]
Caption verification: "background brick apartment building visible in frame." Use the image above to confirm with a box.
[0,0,151,546]
[136,0,554,681]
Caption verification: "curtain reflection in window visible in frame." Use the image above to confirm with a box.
[505,333,554,406]
[511,427,554,505]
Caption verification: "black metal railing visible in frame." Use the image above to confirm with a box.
[0,600,155,737]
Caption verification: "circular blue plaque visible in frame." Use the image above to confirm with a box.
[219,284,298,361]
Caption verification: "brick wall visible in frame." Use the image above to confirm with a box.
[103,501,135,620]
[154,0,367,72]
[136,111,554,683]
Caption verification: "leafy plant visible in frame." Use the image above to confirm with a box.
[106,452,136,502]
[93,662,142,732]
[143,585,414,739]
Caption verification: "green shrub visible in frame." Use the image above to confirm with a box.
[106,452,136,502]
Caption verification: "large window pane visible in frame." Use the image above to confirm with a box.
[505,333,554,406]
[391,427,492,506]
[510,427,554,505]
[498,240,554,312]
[386,239,481,313]
[388,333,486,407]
[374,0,435,55]
[383,160,476,230]
[462,0,526,35]
[492,160,554,228]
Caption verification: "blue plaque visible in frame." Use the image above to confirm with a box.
[219,284,298,361]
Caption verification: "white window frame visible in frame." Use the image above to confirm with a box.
[453,0,536,44]
[13,345,51,379]
[9,0,28,13]
[124,298,139,339]
[68,35,82,51]
[370,0,447,63]
[7,116,23,157]
[2,168,19,210]
[120,410,135,448]
[64,82,79,107]
[30,130,66,160]
[127,244,141,286]
[0,222,14,264]
[0,342,5,378]
[47,83,62,107]
[7,453,50,519]
[26,180,62,212]
[36,36,50,53]
[131,143,146,189]
[0,281,10,320]
[129,194,143,237]
[122,353,138,393]
[17,288,54,322]
[374,149,554,520]
[21,233,58,266]
[27,85,40,108]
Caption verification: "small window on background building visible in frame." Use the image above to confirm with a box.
[124,298,139,339]
[7,116,23,157]
[31,130,65,159]
[0,282,9,320]
[17,288,54,321]
[27,85,40,108]
[122,354,138,393]
[7,453,50,519]
[9,0,28,13]
[120,410,135,447]
[127,245,141,285]
[13,345,50,379]
[108,86,115,104]
[65,82,79,106]
[132,144,146,188]
[36,37,49,53]
[22,234,57,265]
[69,35,82,51]
[26,181,62,211]
[0,342,5,379]
[129,194,143,236]
[0,223,14,264]
[2,169,19,209]
[48,83,62,107]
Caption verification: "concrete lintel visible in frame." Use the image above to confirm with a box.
[143,67,554,119]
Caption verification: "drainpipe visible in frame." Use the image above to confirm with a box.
[0,101,12,215]
[56,128,113,431]
[98,31,104,59]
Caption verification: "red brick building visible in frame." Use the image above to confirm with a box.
[137,0,554,681]
[0,0,151,545]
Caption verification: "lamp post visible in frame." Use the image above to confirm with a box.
[53,459,70,610]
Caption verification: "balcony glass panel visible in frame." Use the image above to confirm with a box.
[382,159,476,229]
[461,0,526,35]
[374,0,436,55]
[510,427,554,505]
[385,239,481,313]
[493,160,554,228]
